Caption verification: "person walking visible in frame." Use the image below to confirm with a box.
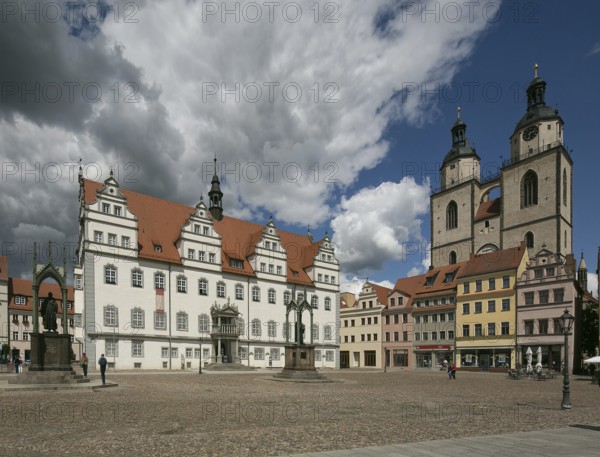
[447,361,452,380]
[98,353,108,385]
[14,356,20,374]
[81,352,89,377]
[451,363,456,379]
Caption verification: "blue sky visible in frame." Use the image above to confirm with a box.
[0,1,598,295]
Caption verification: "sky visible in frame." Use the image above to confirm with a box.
[0,0,598,297]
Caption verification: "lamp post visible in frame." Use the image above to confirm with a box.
[198,341,202,374]
[558,308,574,410]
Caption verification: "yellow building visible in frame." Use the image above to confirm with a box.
[455,244,528,371]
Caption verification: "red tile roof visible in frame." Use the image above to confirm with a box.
[475,198,501,221]
[458,243,527,278]
[367,282,392,306]
[8,278,75,314]
[83,179,320,286]
[0,256,7,281]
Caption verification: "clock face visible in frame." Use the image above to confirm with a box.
[522,125,539,142]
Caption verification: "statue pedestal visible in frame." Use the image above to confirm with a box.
[10,333,88,385]
[283,345,316,371]
[29,332,72,372]
[273,345,331,382]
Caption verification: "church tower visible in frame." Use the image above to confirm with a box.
[430,66,573,268]
[208,158,224,221]
[500,64,572,256]
[578,253,588,292]
[430,108,481,267]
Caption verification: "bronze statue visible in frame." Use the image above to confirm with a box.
[40,292,58,332]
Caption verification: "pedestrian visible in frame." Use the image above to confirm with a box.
[81,352,89,377]
[98,353,108,385]
[451,363,456,379]
[447,362,452,380]
[14,356,20,374]
[18,356,23,373]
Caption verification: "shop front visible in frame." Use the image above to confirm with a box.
[458,347,513,372]
[414,345,454,369]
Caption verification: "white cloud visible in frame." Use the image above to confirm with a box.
[0,0,495,278]
[331,177,430,276]
[407,243,431,276]
[588,42,600,56]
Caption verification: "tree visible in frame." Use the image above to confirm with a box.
[581,303,599,358]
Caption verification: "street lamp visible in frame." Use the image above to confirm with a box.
[558,308,574,409]
[198,341,202,374]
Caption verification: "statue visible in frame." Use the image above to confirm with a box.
[40,292,58,332]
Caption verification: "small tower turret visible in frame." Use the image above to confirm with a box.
[208,157,224,221]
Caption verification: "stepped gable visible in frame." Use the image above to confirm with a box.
[83,179,319,285]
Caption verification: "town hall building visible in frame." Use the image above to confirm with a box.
[74,161,340,370]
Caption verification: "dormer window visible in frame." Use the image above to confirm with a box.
[154,245,162,252]
[230,259,244,269]
[14,295,27,305]
[444,272,456,283]
[425,276,435,286]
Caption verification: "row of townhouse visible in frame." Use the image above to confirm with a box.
[340,244,597,372]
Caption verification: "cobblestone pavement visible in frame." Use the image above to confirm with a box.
[0,369,599,456]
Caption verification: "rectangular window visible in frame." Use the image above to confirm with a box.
[94,231,103,243]
[161,347,169,358]
[104,306,117,327]
[102,203,110,214]
[462,303,470,314]
[198,280,207,295]
[538,319,548,334]
[122,236,130,248]
[539,290,549,304]
[132,270,143,288]
[488,278,496,291]
[188,249,195,260]
[114,206,122,216]
[553,318,561,334]
[209,253,216,263]
[463,282,470,294]
[546,267,555,276]
[132,340,144,358]
[487,323,496,336]
[474,302,482,314]
[440,331,446,340]
[475,280,482,292]
[326,351,334,362]
[171,348,178,358]
[203,226,209,236]
[385,332,390,342]
[474,324,482,336]
[431,331,437,341]
[254,348,264,360]
[198,251,205,262]
[440,313,446,322]
[422,332,428,341]
[524,291,534,304]
[235,285,243,300]
[268,264,274,274]
[524,320,534,335]
[414,333,420,341]
[106,340,118,357]
[554,288,564,302]
[252,288,260,302]
[276,266,282,275]
[194,224,201,234]
[501,322,509,335]
[108,234,117,246]
[501,299,510,311]
[177,277,187,293]
[154,273,165,290]
[154,312,166,330]
[395,314,400,324]
[448,312,454,321]
[487,300,496,313]
[390,297,395,306]
[194,348,201,359]
[448,330,454,339]
[268,289,275,304]
[462,325,469,337]
[502,275,510,289]
[534,269,543,279]
[317,273,322,282]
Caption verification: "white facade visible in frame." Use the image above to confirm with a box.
[76,174,340,370]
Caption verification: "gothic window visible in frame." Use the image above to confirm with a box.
[525,231,534,249]
[563,168,567,206]
[446,201,458,230]
[521,170,538,208]
[449,251,457,265]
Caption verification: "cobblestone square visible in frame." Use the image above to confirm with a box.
[1,369,599,456]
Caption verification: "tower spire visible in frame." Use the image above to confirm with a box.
[208,156,224,221]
